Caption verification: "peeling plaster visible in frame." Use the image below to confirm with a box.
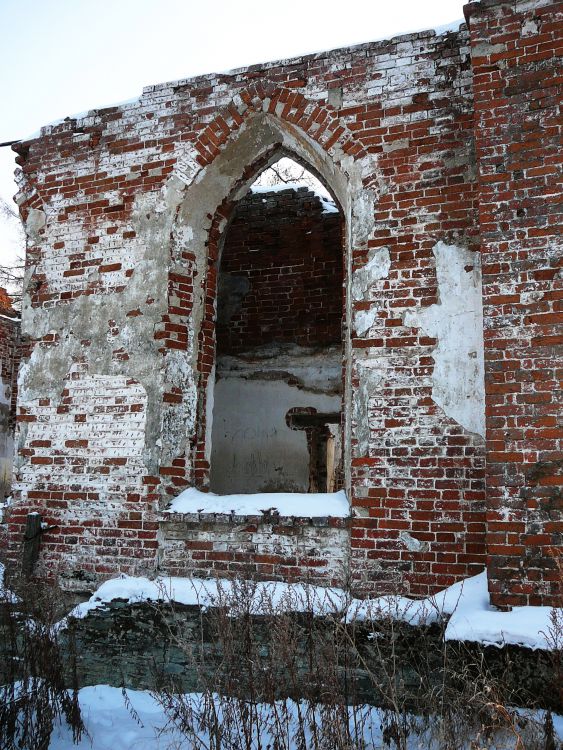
[402,241,485,437]
[349,244,391,456]
[399,530,429,553]
[354,308,379,337]
[160,346,197,468]
[351,189,377,247]
[352,248,391,302]
[18,186,174,478]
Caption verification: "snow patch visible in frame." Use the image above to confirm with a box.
[46,684,563,750]
[62,575,349,625]
[350,571,561,651]
[60,569,562,652]
[166,486,350,517]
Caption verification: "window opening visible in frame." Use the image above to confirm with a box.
[209,158,344,494]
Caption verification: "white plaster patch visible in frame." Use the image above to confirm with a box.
[351,189,377,246]
[354,308,379,337]
[521,290,544,304]
[204,364,215,464]
[0,375,13,500]
[383,138,409,153]
[24,208,46,245]
[160,347,198,467]
[521,18,539,36]
[402,241,485,437]
[352,248,391,301]
[399,531,429,553]
[0,379,9,408]
[175,147,203,187]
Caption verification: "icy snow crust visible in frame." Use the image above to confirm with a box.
[165,486,350,517]
[64,570,561,652]
[351,571,560,651]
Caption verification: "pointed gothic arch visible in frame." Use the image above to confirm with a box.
[158,110,368,501]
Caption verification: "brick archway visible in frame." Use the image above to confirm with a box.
[158,105,367,502]
[174,82,367,188]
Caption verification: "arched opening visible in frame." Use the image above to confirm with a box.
[208,157,345,494]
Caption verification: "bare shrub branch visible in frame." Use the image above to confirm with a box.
[0,565,86,749]
[0,196,25,306]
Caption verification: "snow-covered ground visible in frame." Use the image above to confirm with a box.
[49,686,183,750]
[4,567,562,748]
[62,569,562,652]
[46,685,563,750]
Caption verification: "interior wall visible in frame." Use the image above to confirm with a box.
[210,185,343,494]
[216,185,343,354]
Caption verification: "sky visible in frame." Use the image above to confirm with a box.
[0,0,465,270]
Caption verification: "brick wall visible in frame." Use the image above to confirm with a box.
[5,2,559,603]
[9,362,158,579]
[467,0,562,607]
[7,22,487,594]
[160,513,349,585]
[343,26,487,596]
[217,186,343,354]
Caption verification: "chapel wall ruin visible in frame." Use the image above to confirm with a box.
[4,0,561,606]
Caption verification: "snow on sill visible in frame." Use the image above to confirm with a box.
[164,487,350,518]
[60,569,562,652]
